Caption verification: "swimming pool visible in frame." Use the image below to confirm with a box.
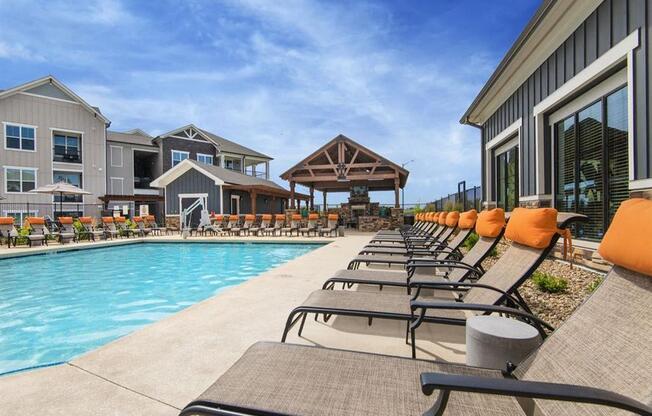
[0,242,320,375]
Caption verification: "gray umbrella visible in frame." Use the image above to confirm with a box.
[30,181,91,216]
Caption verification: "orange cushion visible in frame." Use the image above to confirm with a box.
[262,214,272,221]
[328,214,338,221]
[275,214,285,220]
[438,212,448,225]
[458,210,478,229]
[133,216,142,222]
[102,217,114,223]
[0,217,14,225]
[114,216,126,223]
[245,214,255,221]
[445,211,460,227]
[144,215,155,221]
[308,213,319,220]
[58,217,73,224]
[504,207,558,248]
[598,198,652,276]
[475,209,506,238]
[27,217,45,225]
[292,214,302,220]
[79,216,93,224]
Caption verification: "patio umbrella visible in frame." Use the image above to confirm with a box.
[30,181,91,217]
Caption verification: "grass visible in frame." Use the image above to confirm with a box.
[531,271,568,294]
[587,276,604,293]
[462,232,498,257]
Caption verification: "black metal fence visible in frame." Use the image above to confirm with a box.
[0,202,134,223]
[432,181,482,212]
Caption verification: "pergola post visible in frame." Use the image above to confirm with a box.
[394,177,400,208]
[251,190,257,214]
[290,181,296,209]
[309,186,314,211]
[323,191,327,213]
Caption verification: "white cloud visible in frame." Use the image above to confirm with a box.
[0,41,45,62]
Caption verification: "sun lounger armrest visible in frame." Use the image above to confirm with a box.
[407,260,481,276]
[419,372,652,416]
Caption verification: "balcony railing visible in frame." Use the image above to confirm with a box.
[53,148,81,163]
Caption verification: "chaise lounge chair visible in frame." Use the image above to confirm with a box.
[281,214,301,236]
[267,214,285,236]
[234,215,254,236]
[367,212,443,245]
[0,217,20,248]
[114,216,135,238]
[132,216,152,237]
[78,216,104,241]
[144,215,167,236]
[55,217,76,244]
[249,214,271,236]
[180,199,652,416]
[24,217,51,246]
[318,213,339,237]
[224,215,239,235]
[282,208,585,357]
[299,213,319,236]
[101,217,120,239]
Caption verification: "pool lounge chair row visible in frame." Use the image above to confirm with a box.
[180,200,652,416]
[0,215,168,247]
[197,213,340,237]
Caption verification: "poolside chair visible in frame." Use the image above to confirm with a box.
[299,213,319,236]
[325,209,506,295]
[234,215,255,236]
[24,217,51,246]
[132,216,151,237]
[368,212,442,244]
[318,213,339,237]
[78,216,104,241]
[144,215,167,236]
[101,217,120,239]
[210,214,226,236]
[250,214,271,236]
[268,214,285,236]
[363,212,449,249]
[281,214,301,236]
[281,208,586,357]
[374,211,436,238]
[114,216,135,237]
[180,203,652,416]
[55,217,76,244]
[224,215,239,235]
[0,217,20,248]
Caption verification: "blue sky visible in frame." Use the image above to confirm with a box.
[0,0,539,204]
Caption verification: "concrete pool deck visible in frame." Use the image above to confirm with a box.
[0,233,466,415]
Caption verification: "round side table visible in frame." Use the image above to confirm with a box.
[466,315,542,371]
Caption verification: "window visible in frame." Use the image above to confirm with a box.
[53,133,81,163]
[5,123,35,151]
[110,145,123,167]
[110,177,124,195]
[5,167,36,193]
[495,146,518,212]
[53,171,83,202]
[4,211,38,224]
[224,159,234,170]
[553,86,628,241]
[197,153,213,165]
[172,150,189,167]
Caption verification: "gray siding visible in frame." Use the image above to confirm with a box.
[221,189,284,214]
[105,141,161,195]
[160,137,216,172]
[482,0,650,198]
[164,169,221,215]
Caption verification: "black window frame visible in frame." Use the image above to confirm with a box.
[493,143,519,212]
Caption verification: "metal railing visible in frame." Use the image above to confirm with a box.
[432,181,482,212]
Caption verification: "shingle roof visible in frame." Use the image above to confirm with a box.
[185,159,286,190]
[107,130,156,147]
[197,128,272,160]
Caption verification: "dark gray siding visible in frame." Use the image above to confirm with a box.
[164,169,221,214]
[222,189,285,214]
[161,137,217,172]
[481,0,650,199]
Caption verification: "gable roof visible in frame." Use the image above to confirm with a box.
[155,124,272,160]
[150,159,286,191]
[0,75,110,125]
[107,130,156,147]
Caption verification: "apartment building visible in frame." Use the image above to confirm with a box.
[0,76,109,221]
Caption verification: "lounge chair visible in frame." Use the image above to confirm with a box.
[0,217,20,248]
[325,209,506,295]
[55,217,76,244]
[24,217,51,246]
[78,216,104,241]
[101,217,120,239]
[224,215,239,235]
[114,216,135,237]
[249,214,271,236]
[267,214,285,236]
[374,211,437,238]
[318,213,339,237]
[362,212,449,249]
[281,208,586,357]
[299,213,319,236]
[209,214,225,235]
[144,215,167,236]
[368,212,442,244]
[181,201,652,416]
[132,216,151,236]
[234,215,255,236]
[281,214,301,236]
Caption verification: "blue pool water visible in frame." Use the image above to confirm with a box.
[0,242,319,375]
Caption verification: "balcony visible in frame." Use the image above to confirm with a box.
[53,147,81,163]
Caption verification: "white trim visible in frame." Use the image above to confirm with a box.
[484,119,521,205]
[629,178,652,191]
[196,153,214,165]
[19,91,80,104]
[110,177,124,195]
[518,194,552,202]
[485,119,522,150]
[171,149,190,167]
[49,127,84,135]
[533,30,640,195]
[51,128,84,168]
[134,188,161,195]
[219,184,224,214]
[230,194,240,215]
[132,147,159,153]
[150,159,225,188]
[178,193,209,198]
[110,145,123,167]
[4,166,38,194]
[169,135,209,144]
[626,49,635,181]
[3,121,37,152]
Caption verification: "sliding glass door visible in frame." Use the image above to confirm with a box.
[495,146,518,212]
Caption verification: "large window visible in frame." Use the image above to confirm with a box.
[53,171,83,202]
[5,123,35,151]
[53,133,81,163]
[172,150,189,167]
[197,153,213,165]
[495,145,518,212]
[554,86,628,241]
[5,167,36,193]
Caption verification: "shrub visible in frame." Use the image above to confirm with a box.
[531,271,568,293]
[462,232,479,250]
[587,276,603,293]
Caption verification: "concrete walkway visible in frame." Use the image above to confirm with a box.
[0,233,466,415]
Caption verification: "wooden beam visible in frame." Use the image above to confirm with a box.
[309,186,314,211]
[251,190,257,215]
[290,181,295,209]
[323,191,327,213]
[394,177,400,208]
[344,149,359,175]
[290,173,398,182]
[293,162,382,170]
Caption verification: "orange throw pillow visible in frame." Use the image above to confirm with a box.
[598,198,652,277]
[504,207,558,248]
[445,211,460,227]
[475,208,506,238]
[0,217,14,225]
[245,214,255,221]
[458,209,478,229]
[308,213,319,220]
[438,212,448,225]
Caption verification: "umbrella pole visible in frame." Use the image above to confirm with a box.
[59,192,63,218]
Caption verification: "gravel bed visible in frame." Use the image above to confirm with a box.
[478,242,604,328]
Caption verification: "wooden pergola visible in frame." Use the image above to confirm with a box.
[222,184,309,214]
[280,134,409,209]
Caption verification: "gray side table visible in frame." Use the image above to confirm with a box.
[466,315,542,370]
